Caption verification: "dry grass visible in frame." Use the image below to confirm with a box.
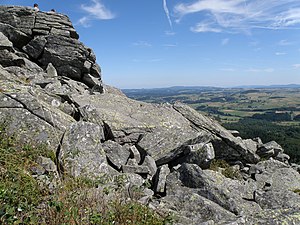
[0,125,173,224]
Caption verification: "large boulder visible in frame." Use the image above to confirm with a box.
[0,5,103,91]
[58,121,112,178]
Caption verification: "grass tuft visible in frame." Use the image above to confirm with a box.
[209,159,242,180]
[0,124,173,224]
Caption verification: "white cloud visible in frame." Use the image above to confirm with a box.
[221,38,229,45]
[77,16,91,28]
[175,0,245,16]
[132,58,163,63]
[246,68,274,73]
[278,40,293,46]
[293,64,300,68]
[174,0,300,33]
[163,43,177,47]
[163,0,173,29]
[165,30,176,36]
[78,0,115,26]
[191,22,222,33]
[219,68,236,72]
[275,52,287,56]
[132,41,152,47]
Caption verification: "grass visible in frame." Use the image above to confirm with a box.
[293,189,300,195]
[209,159,242,180]
[0,125,173,224]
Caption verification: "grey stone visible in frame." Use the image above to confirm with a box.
[102,140,130,170]
[142,155,157,177]
[36,156,57,172]
[129,145,141,164]
[257,141,284,158]
[254,159,300,191]
[229,130,240,137]
[83,60,92,73]
[50,27,70,37]
[243,139,258,154]
[245,208,300,225]
[291,163,300,173]
[122,165,149,174]
[31,165,46,175]
[59,121,110,178]
[90,63,101,77]
[22,35,47,59]
[171,163,261,215]
[0,32,13,50]
[154,164,170,193]
[126,158,138,166]
[82,73,102,90]
[254,190,300,209]
[159,183,238,224]
[0,50,25,67]
[184,142,215,169]
[0,5,103,91]
[275,152,290,164]
[46,63,58,77]
[173,102,260,164]
[0,22,31,49]
[138,188,154,205]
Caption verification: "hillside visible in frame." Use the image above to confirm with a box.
[123,86,300,163]
[0,5,300,224]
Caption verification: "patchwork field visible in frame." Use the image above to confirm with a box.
[123,86,300,162]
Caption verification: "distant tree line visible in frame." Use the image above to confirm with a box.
[223,118,300,163]
[251,112,293,121]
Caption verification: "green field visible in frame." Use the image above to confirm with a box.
[123,86,300,163]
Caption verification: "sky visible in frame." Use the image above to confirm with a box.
[2,0,300,88]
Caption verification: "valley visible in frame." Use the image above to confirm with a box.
[123,86,300,162]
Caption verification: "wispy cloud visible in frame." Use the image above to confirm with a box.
[163,0,173,29]
[191,22,222,33]
[132,58,163,63]
[293,64,300,69]
[246,68,274,73]
[219,68,236,72]
[163,43,177,47]
[78,0,115,27]
[77,17,91,27]
[132,41,152,47]
[275,52,287,56]
[221,38,229,45]
[165,30,176,36]
[174,0,300,33]
[278,39,293,46]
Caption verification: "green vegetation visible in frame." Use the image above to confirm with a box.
[0,126,172,224]
[223,118,300,163]
[124,87,300,163]
[209,159,242,180]
[293,189,300,195]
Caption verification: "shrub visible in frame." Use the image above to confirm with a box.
[209,159,242,180]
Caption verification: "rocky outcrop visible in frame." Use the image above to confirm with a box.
[0,5,300,225]
[0,5,102,91]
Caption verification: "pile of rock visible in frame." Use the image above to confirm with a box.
[0,6,299,224]
[0,5,102,91]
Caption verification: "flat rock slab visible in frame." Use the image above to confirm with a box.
[72,93,203,163]
[59,121,111,178]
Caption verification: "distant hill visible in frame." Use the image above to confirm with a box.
[232,84,300,89]
[122,84,300,96]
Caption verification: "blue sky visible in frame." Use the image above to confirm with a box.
[2,0,300,88]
